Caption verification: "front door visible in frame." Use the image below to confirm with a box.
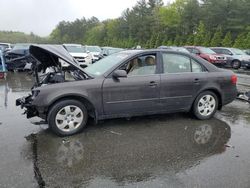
[102,53,161,116]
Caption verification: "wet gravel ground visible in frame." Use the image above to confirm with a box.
[0,72,250,188]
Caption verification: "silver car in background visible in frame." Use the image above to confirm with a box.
[63,44,92,67]
[211,47,250,69]
[84,45,102,63]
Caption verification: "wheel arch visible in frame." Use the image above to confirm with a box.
[192,88,223,110]
[47,94,98,122]
[231,59,241,66]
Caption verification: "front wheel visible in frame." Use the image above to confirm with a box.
[193,91,218,120]
[48,99,88,136]
[232,60,241,69]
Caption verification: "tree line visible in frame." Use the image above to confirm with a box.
[0,31,48,44]
[1,0,250,49]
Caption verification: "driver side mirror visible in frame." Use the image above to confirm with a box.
[113,70,127,79]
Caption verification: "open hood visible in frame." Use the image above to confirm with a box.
[29,45,92,87]
[29,45,89,74]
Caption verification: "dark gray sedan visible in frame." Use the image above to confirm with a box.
[17,45,237,136]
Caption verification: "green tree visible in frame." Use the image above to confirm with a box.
[233,33,246,48]
[244,32,250,49]
[222,32,233,47]
[210,26,223,46]
[194,21,206,45]
[202,32,211,46]
[186,35,194,45]
[45,0,250,48]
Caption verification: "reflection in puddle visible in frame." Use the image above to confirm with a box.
[0,72,33,108]
[23,117,231,187]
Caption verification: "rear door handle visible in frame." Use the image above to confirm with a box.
[149,81,158,87]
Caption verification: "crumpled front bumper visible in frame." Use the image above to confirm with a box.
[16,95,38,118]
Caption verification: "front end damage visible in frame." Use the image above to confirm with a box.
[16,45,92,120]
[16,94,38,118]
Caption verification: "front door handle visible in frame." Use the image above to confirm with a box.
[194,78,200,84]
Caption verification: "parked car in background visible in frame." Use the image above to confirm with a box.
[5,43,33,71]
[158,46,190,53]
[243,49,250,55]
[0,43,12,53]
[17,45,237,136]
[0,49,7,79]
[101,47,124,56]
[63,44,92,67]
[83,45,102,62]
[185,46,227,67]
[211,47,250,69]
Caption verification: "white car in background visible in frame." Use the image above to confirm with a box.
[84,45,102,63]
[63,44,92,67]
[0,43,12,52]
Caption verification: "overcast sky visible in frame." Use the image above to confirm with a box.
[0,0,171,37]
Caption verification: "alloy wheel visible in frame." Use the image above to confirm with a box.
[197,95,216,117]
[55,105,84,132]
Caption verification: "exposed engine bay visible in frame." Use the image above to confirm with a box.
[29,45,91,87]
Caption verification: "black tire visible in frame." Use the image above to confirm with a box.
[48,99,88,136]
[193,91,218,120]
[231,60,241,69]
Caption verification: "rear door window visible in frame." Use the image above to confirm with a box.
[162,53,204,73]
[212,49,221,54]
[222,49,232,55]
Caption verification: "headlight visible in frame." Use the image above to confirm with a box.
[31,90,40,98]
[209,55,217,60]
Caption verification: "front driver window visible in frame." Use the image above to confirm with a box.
[121,54,156,76]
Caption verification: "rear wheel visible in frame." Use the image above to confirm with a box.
[48,99,88,136]
[232,60,241,69]
[193,91,218,120]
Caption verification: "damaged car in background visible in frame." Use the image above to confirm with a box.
[17,45,238,136]
[5,43,34,71]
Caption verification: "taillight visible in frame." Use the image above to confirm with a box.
[231,75,237,84]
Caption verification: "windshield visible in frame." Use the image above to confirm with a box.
[84,52,130,76]
[65,46,86,53]
[86,46,102,53]
[13,44,30,50]
[231,48,246,55]
[199,47,216,54]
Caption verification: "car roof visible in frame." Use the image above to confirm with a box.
[210,47,230,49]
[63,44,82,46]
[114,49,199,62]
[85,45,100,47]
[185,46,209,49]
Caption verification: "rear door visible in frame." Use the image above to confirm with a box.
[159,52,206,112]
[102,53,161,116]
